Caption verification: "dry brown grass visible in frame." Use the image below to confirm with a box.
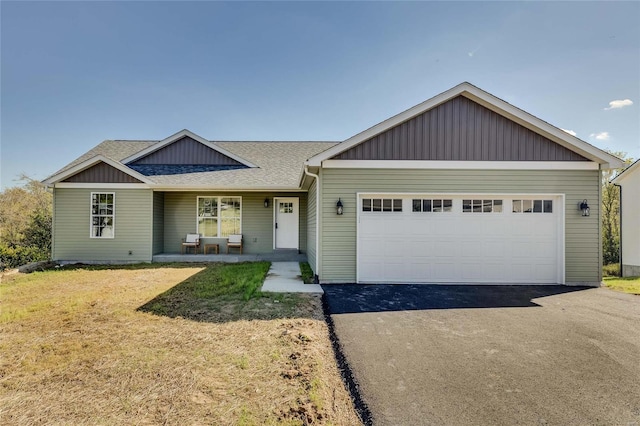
[0,265,361,425]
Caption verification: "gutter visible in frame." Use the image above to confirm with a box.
[613,183,623,276]
[303,165,320,283]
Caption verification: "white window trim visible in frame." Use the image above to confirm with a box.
[196,196,242,238]
[90,192,115,239]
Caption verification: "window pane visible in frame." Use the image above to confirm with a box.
[412,199,421,212]
[483,200,492,213]
[423,199,432,212]
[523,200,533,213]
[198,218,218,237]
[199,197,217,217]
[221,218,240,237]
[473,199,482,213]
[513,200,522,213]
[221,197,241,217]
[383,199,392,212]
[533,200,543,213]
[393,199,402,212]
[463,199,471,213]
[363,199,372,212]
[443,199,452,212]
[544,200,553,213]
[433,199,442,212]
[373,199,382,212]
[493,200,503,213]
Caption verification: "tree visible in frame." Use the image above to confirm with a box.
[601,152,634,267]
[0,175,52,268]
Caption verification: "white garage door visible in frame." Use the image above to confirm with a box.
[357,194,563,284]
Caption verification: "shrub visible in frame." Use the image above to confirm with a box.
[0,245,49,270]
[603,263,620,277]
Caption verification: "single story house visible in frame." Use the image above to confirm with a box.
[44,82,624,285]
[612,159,640,277]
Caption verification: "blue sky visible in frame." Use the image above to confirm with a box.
[2,1,639,188]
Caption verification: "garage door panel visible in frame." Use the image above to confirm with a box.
[358,194,562,284]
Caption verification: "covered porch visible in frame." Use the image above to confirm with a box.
[152,191,309,257]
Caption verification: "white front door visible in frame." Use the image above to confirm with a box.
[274,197,299,249]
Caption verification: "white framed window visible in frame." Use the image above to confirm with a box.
[362,198,402,212]
[197,196,242,237]
[90,192,115,238]
[512,199,553,213]
[463,199,503,213]
[412,199,452,213]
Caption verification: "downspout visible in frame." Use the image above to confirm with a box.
[613,183,622,276]
[303,165,320,283]
[44,184,55,261]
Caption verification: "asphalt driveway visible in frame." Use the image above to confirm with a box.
[323,285,640,426]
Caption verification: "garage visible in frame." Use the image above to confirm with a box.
[357,194,564,284]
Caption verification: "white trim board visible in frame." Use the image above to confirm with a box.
[322,160,599,170]
[612,159,640,184]
[54,183,151,189]
[307,82,624,169]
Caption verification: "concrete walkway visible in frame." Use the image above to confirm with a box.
[261,262,323,293]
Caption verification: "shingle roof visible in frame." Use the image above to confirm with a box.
[50,140,337,189]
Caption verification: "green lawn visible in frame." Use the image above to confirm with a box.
[603,276,640,295]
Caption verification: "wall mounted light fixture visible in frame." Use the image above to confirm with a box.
[264,198,269,208]
[336,198,344,215]
[579,199,590,217]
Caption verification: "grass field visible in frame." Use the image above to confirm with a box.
[603,276,640,295]
[0,263,361,425]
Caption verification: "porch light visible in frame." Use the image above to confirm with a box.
[579,199,590,217]
[336,198,344,215]
[264,198,269,208]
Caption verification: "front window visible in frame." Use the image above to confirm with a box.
[91,193,115,238]
[197,196,241,237]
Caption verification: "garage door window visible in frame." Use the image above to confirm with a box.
[412,199,452,213]
[363,198,402,212]
[463,199,503,213]
[513,199,553,213]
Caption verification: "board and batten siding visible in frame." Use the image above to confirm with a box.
[152,192,165,255]
[333,96,589,162]
[319,168,601,284]
[130,136,243,166]
[52,188,153,262]
[162,192,307,254]
[62,162,143,183]
[306,179,318,273]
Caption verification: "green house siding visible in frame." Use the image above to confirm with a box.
[152,192,165,255]
[319,168,601,284]
[162,192,307,254]
[52,188,153,262]
[307,179,317,273]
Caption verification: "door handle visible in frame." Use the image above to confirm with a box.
[275,223,278,229]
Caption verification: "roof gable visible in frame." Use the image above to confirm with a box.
[122,129,256,168]
[43,155,153,185]
[612,159,640,184]
[307,82,624,168]
[334,96,588,162]
[63,161,144,183]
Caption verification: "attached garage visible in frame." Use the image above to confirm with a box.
[357,194,564,284]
